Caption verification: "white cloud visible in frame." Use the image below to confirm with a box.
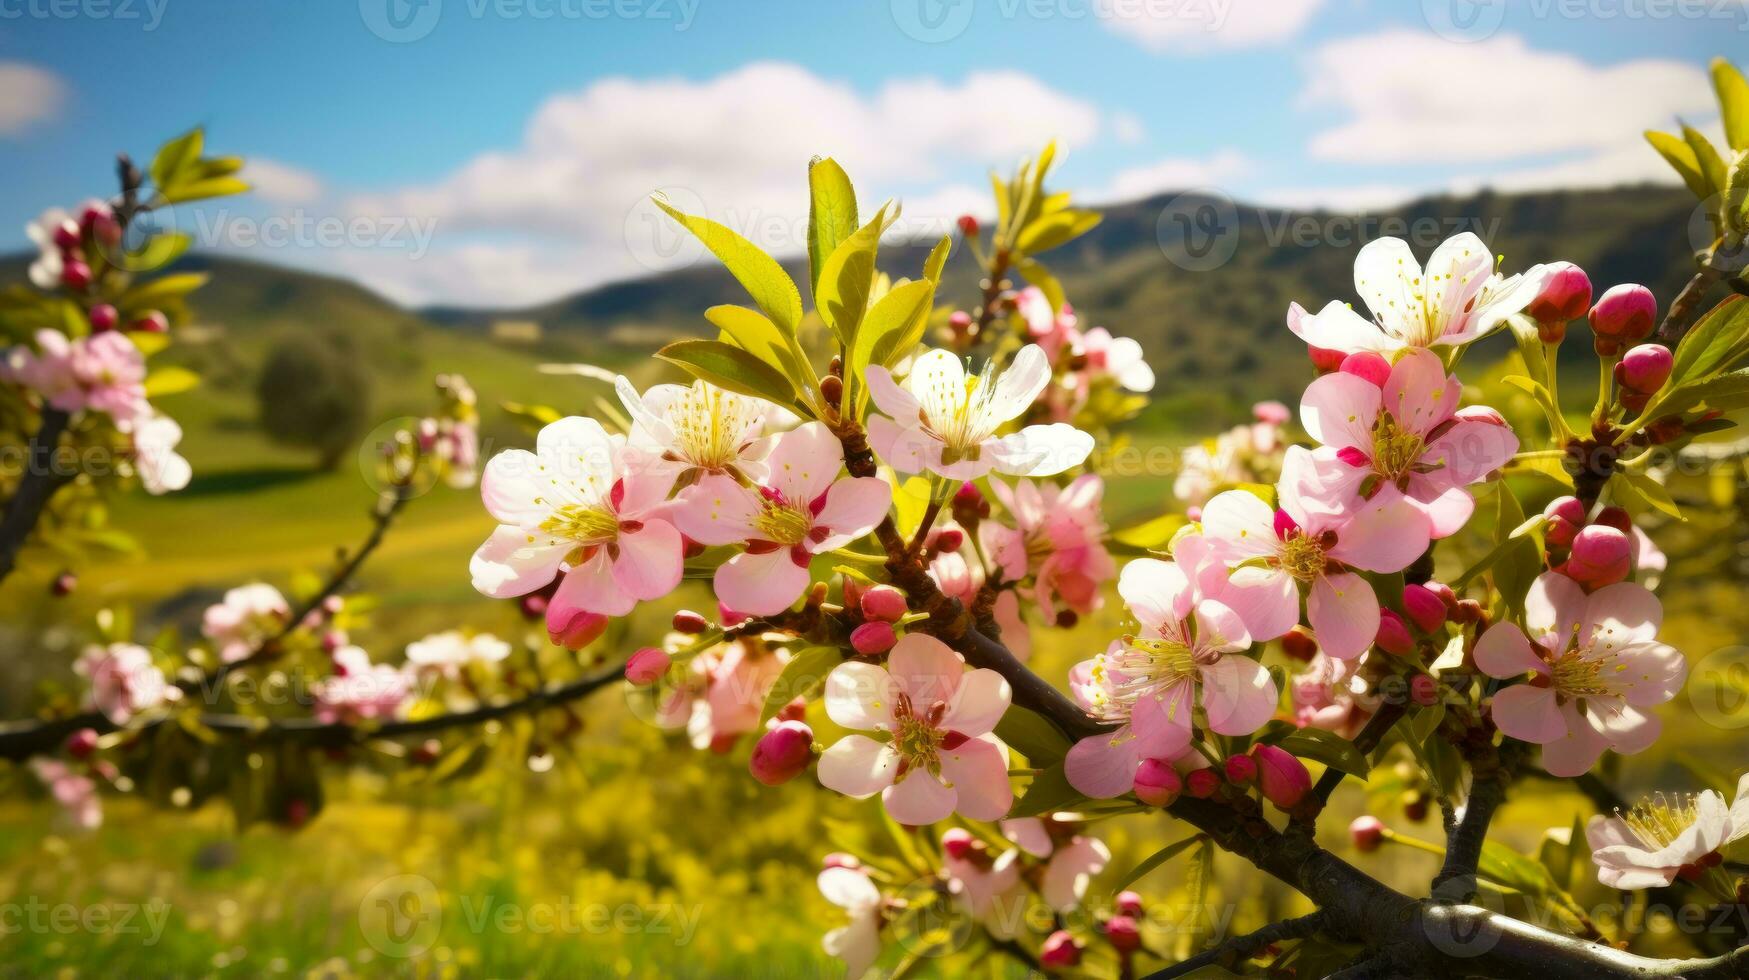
[0,63,67,136]
[1455,121,1728,194]
[1301,31,1713,164]
[1248,184,1419,212]
[245,159,325,205]
[341,61,1112,306]
[1100,0,1324,52]
[1092,149,1251,202]
[1111,111,1146,145]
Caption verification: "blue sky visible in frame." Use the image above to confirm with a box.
[0,0,1735,306]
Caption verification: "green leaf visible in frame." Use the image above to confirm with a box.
[1452,512,1548,591]
[150,128,204,190]
[1670,295,1749,385]
[1657,367,1749,417]
[1013,257,1065,320]
[992,705,1070,766]
[758,646,843,727]
[816,202,893,346]
[1113,835,1203,891]
[1110,512,1187,552]
[1646,130,1713,201]
[922,235,951,283]
[656,339,798,406]
[1015,208,1100,256]
[705,304,814,397]
[806,157,858,303]
[128,231,193,273]
[118,273,209,311]
[1502,375,1570,441]
[1478,840,1563,899]
[652,198,803,334]
[1713,58,1749,152]
[159,176,251,205]
[1492,482,1541,619]
[1683,124,1729,201]
[1612,468,1683,520]
[1176,840,1215,959]
[143,366,200,398]
[1007,762,1088,818]
[1275,727,1370,778]
[848,278,935,412]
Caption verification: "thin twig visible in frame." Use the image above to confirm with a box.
[1142,911,1330,980]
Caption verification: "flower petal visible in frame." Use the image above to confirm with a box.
[825,662,897,731]
[883,769,957,825]
[887,633,966,707]
[1490,685,1565,744]
[1064,730,1142,799]
[1200,655,1277,736]
[469,525,567,598]
[938,734,1012,820]
[611,519,683,601]
[811,476,892,550]
[672,474,762,546]
[1300,371,1381,451]
[1473,623,1543,679]
[989,424,1094,478]
[1307,571,1380,660]
[940,668,1012,737]
[818,734,900,798]
[714,547,810,617]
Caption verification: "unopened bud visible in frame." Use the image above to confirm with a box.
[957,214,980,238]
[822,852,861,870]
[850,621,896,655]
[672,610,710,634]
[1308,345,1346,373]
[1339,351,1392,388]
[1040,930,1082,968]
[66,728,99,759]
[1565,525,1632,589]
[1224,753,1258,785]
[624,647,671,685]
[1615,344,1673,394]
[1402,584,1448,634]
[1115,891,1144,917]
[820,374,843,409]
[1350,815,1385,852]
[1133,758,1183,807]
[859,586,908,623]
[1527,261,1592,327]
[61,261,92,292]
[1253,744,1312,809]
[548,608,609,650]
[1543,495,1586,549]
[934,528,963,553]
[1185,768,1220,799]
[749,721,815,786]
[1589,283,1658,348]
[1374,609,1414,656]
[51,571,77,597]
[88,304,118,333]
[1104,915,1141,953]
[1280,629,1317,662]
[940,827,976,860]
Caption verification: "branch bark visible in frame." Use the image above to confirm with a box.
[0,407,73,587]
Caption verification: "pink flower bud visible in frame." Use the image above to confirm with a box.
[1339,351,1392,388]
[1224,753,1258,785]
[1115,891,1144,917]
[1526,261,1592,325]
[61,260,92,292]
[624,647,671,686]
[1374,609,1414,656]
[1273,509,1300,539]
[953,481,983,507]
[51,571,77,597]
[66,728,99,759]
[749,721,814,786]
[1615,344,1673,395]
[52,218,82,251]
[859,586,907,623]
[321,630,347,654]
[547,608,608,651]
[934,528,964,552]
[1594,506,1632,533]
[1253,744,1312,809]
[1411,674,1440,707]
[850,621,896,655]
[1252,400,1290,425]
[1350,815,1385,852]
[88,304,118,333]
[131,311,169,334]
[1133,758,1183,807]
[948,310,973,333]
[1040,930,1082,968]
[940,827,976,860]
[1589,284,1657,343]
[1543,495,1586,549]
[1186,768,1220,799]
[1104,915,1141,952]
[1402,585,1447,634]
[1565,525,1632,588]
[671,610,710,634]
[1308,345,1346,372]
[822,852,861,870]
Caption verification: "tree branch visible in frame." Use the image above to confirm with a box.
[0,407,73,587]
[1431,771,1507,903]
[1143,911,1331,980]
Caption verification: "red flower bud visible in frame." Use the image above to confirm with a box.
[131,311,169,334]
[1589,284,1657,343]
[1593,506,1632,533]
[624,647,671,686]
[1253,744,1312,809]
[749,721,814,786]
[66,728,99,759]
[850,621,896,655]
[672,609,710,634]
[52,219,82,251]
[1040,930,1082,968]
[1374,609,1414,656]
[1133,757,1183,807]
[61,260,92,292]
[88,304,118,333]
[1308,345,1346,373]
[1115,890,1144,917]
[1104,915,1141,952]
[1186,767,1220,799]
[1280,629,1318,662]
[934,528,963,553]
[1402,584,1447,634]
[1224,753,1258,785]
[859,586,908,623]
[1526,261,1592,326]
[940,827,976,860]
[51,571,77,597]
[1543,495,1586,549]
[1615,344,1673,395]
[547,608,608,651]
[957,214,980,238]
[1565,525,1632,589]
[1350,815,1385,852]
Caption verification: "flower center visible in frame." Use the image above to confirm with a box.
[1371,413,1425,482]
[918,362,1003,454]
[1547,647,1614,699]
[540,504,621,544]
[890,693,948,776]
[1622,793,1700,850]
[1276,534,1328,582]
[667,384,761,470]
[1084,635,1204,725]
[752,498,812,546]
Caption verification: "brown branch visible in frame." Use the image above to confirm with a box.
[1144,911,1331,980]
[0,407,73,587]
[1431,772,1507,903]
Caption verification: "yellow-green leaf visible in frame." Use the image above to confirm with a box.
[143,366,200,398]
[806,157,857,303]
[758,646,843,727]
[1682,124,1728,200]
[816,202,893,346]
[991,705,1070,765]
[1646,130,1713,201]
[159,176,251,205]
[652,198,803,334]
[1613,468,1683,520]
[150,128,204,190]
[1113,835,1203,891]
[1713,58,1749,151]
[1014,257,1064,319]
[922,235,951,283]
[656,339,797,407]
[850,278,935,383]
[705,304,813,397]
[1016,208,1100,256]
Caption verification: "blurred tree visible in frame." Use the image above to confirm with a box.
[255,333,372,470]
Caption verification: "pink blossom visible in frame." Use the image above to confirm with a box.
[925,533,1032,662]
[202,583,290,664]
[673,422,888,617]
[1081,326,1154,393]
[1064,556,1271,798]
[31,758,102,830]
[75,643,175,724]
[683,640,791,751]
[5,329,148,422]
[404,630,510,679]
[617,378,774,481]
[981,475,1116,623]
[1290,652,1374,739]
[1474,572,1685,777]
[312,646,410,725]
[1300,349,1518,537]
[940,829,1023,931]
[818,866,884,977]
[1288,233,1551,353]
[471,416,683,617]
[865,346,1093,480]
[1200,447,1432,659]
[131,414,191,495]
[1586,775,1749,891]
[25,207,74,289]
[998,817,1112,912]
[1014,286,1082,362]
[817,634,1012,825]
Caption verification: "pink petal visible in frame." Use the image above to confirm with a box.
[864,364,921,420]
[866,414,934,476]
[818,734,900,798]
[713,547,810,617]
[1328,491,1431,573]
[1538,701,1610,777]
[480,449,551,526]
[825,662,897,731]
[999,817,1053,858]
[1381,349,1459,437]
[1064,731,1143,799]
[469,525,567,598]
[1408,485,1475,539]
[672,474,761,546]
[887,633,966,707]
[883,769,957,825]
[989,424,1094,478]
[1609,641,1686,707]
[1117,558,1193,633]
[1200,490,1278,560]
[611,520,683,601]
[1581,582,1663,647]
[1222,567,1301,643]
[1130,678,1196,750]
[1586,701,1661,754]
[1200,655,1277,736]
[1525,572,1587,647]
[1490,685,1565,743]
[811,476,892,550]
[940,668,1012,737]
[1473,623,1543,679]
[1192,598,1251,653]
[1299,371,1381,451]
[553,549,633,617]
[938,734,1012,820]
[1040,837,1110,913]
[1307,571,1380,660]
[766,422,842,506]
[1424,417,1519,486]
